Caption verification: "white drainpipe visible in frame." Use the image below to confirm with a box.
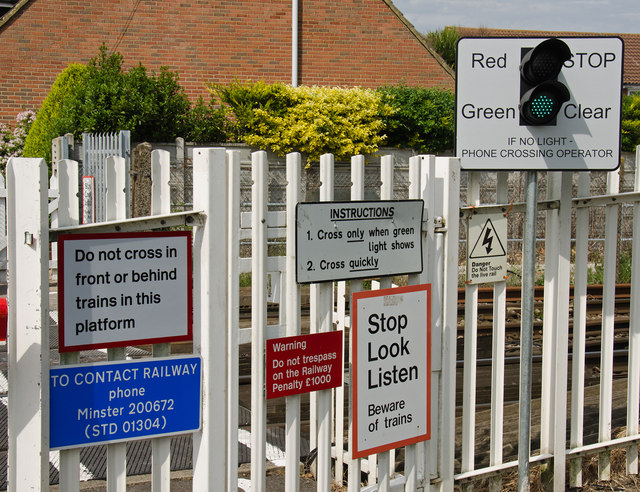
[292,0,299,87]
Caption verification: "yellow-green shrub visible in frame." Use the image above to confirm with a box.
[213,83,393,162]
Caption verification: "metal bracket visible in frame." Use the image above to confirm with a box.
[50,210,206,241]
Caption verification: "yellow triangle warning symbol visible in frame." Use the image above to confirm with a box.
[469,218,507,259]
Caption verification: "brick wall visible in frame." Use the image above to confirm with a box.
[0,0,454,124]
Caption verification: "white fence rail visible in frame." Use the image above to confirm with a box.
[3,146,640,491]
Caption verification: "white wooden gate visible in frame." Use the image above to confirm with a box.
[4,146,640,491]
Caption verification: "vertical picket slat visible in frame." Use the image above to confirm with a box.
[552,172,573,491]
[285,152,302,492]
[150,150,172,491]
[348,155,365,492]
[419,155,439,490]
[570,172,591,487]
[335,279,346,485]
[192,148,229,490]
[317,153,334,491]
[373,155,395,491]
[627,148,640,475]
[489,172,508,492]
[598,170,620,480]
[541,172,561,460]
[57,159,81,492]
[104,156,128,492]
[438,157,461,490]
[251,151,268,492]
[405,154,423,492]
[461,172,480,488]
[227,150,241,492]
[6,158,49,492]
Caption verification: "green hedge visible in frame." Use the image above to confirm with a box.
[376,85,455,155]
[23,63,88,162]
[24,47,460,164]
[622,94,640,152]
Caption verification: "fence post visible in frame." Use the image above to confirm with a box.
[347,155,365,491]
[598,169,620,480]
[317,153,334,491]
[417,154,438,489]
[489,172,509,492]
[376,155,394,491]
[104,155,128,491]
[57,159,81,492]
[251,150,268,492]
[227,150,241,492]
[570,172,591,487]
[192,148,229,490]
[437,156,461,491]
[6,157,50,492]
[627,147,640,475]
[150,149,172,491]
[461,172,480,492]
[551,172,573,491]
[285,152,302,492]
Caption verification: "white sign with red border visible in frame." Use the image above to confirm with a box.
[352,284,431,459]
[58,231,192,352]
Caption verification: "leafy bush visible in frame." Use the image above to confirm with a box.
[622,94,640,152]
[23,64,88,162]
[426,27,459,69]
[0,110,36,170]
[213,82,393,161]
[67,46,191,141]
[210,80,295,141]
[184,96,229,143]
[25,45,193,162]
[377,85,455,154]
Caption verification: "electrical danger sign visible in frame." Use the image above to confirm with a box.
[467,213,508,284]
[352,284,431,458]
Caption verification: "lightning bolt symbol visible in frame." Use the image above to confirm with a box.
[482,227,493,254]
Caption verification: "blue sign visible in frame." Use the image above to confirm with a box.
[50,356,201,449]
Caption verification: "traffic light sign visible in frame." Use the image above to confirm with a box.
[519,38,572,126]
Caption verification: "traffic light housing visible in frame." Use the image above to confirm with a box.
[519,38,572,126]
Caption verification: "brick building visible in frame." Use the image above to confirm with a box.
[0,0,454,125]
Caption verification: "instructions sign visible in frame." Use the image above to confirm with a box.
[456,37,623,170]
[266,331,343,399]
[58,231,193,352]
[296,200,423,283]
[352,284,431,458]
[467,213,508,284]
[50,356,201,449]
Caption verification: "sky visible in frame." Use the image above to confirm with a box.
[391,0,640,35]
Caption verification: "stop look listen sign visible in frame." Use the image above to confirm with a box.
[351,284,431,458]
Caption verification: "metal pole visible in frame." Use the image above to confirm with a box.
[518,170,538,491]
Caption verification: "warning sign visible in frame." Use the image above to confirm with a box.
[467,213,507,284]
[352,284,431,458]
[265,331,343,399]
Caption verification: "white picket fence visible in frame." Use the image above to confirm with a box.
[3,146,640,491]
